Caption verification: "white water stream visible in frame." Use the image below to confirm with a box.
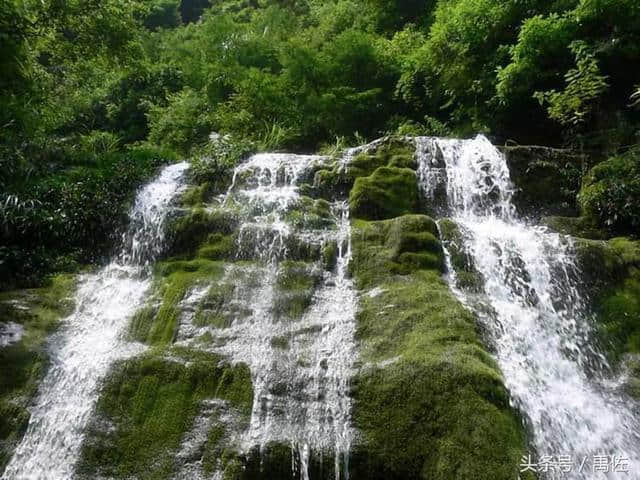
[415,136,640,479]
[2,162,189,480]
[176,153,356,480]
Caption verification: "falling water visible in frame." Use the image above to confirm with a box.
[176,153,356,479]
[2,162,189,480]
[415,136,640,480]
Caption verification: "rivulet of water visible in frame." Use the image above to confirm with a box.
[416,135,640,480]
[175,153,356,480]
[2,162,189,480]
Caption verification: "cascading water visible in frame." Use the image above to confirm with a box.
[175,153,357,480]
[2,162,189,480]
[415,136,640,479]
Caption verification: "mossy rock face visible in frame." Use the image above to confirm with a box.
[502,145,585,218]
[240,442,338,480]
[273,261,322,320]
[180,183,212,208]
[307,137,416,201]
[77,352,253,480]
[541,215,605,240]
[349,216,531,480]
[197,233,235,260]
[286,196,335,230]
[351,138,416,173]
[350,215,444,288]
[575,238,640,359]
[349,167,420,220]
[574,237,640,397]
[310,167,353,200]
[573,237,639,292]
[168,208,238,258]
[438,218,484,292]
[0,275,76,471]
[132,259,225,345]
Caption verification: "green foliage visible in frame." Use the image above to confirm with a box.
[366,0,434,32]
[180,0,211,24]
[148,88,214,154]
[0,147,176,288]
[2,0,640,288]
[580,148,640,235]
[144,0,182,30]
[498,0,640,144]
[534,41,609,126]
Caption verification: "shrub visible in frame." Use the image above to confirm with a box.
[580,148,640,236]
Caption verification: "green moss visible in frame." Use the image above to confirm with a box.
[541,215,605,239]
[322,240,338,272]
[0,274,76,470]
[273,261,321,320]
[193,280,238,329]
[350,139,416,176]
[349,167,420,221]
[599,268,640,356]
[350,215,444,288]
[180,183,211,207]
[241,442,337,480]
[197,233,235,260]
[77,352,253,480]
[136,259,225,345]
[438,218,484,292]
[168,208,238,258]
[286,196,335,230]
[575,238,640,357]
[309,138,416,201]
[574,237,640,396]
[128,306,157,342]
[311,167,352,200]
[201,417,248,478]
[349,216,531,480]
[573,237,638,291]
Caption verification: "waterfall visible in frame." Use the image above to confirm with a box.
[175,153,356,479]
[415,136,640,480]
[2,162,189,480]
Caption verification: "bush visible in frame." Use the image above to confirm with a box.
[144,0,182,30]
[148,88,214,154]
[0,146,176,288]
[580,148,640,236]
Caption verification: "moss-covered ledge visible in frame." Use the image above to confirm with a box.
[501,145,585,219]
[77,350,253,480]
[305,137,416,201]
[574,237,640,397]
[0,274,77,470]
[348,215,532,480]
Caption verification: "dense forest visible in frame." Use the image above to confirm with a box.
[1,0,639,287]
[3,2,640,479]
